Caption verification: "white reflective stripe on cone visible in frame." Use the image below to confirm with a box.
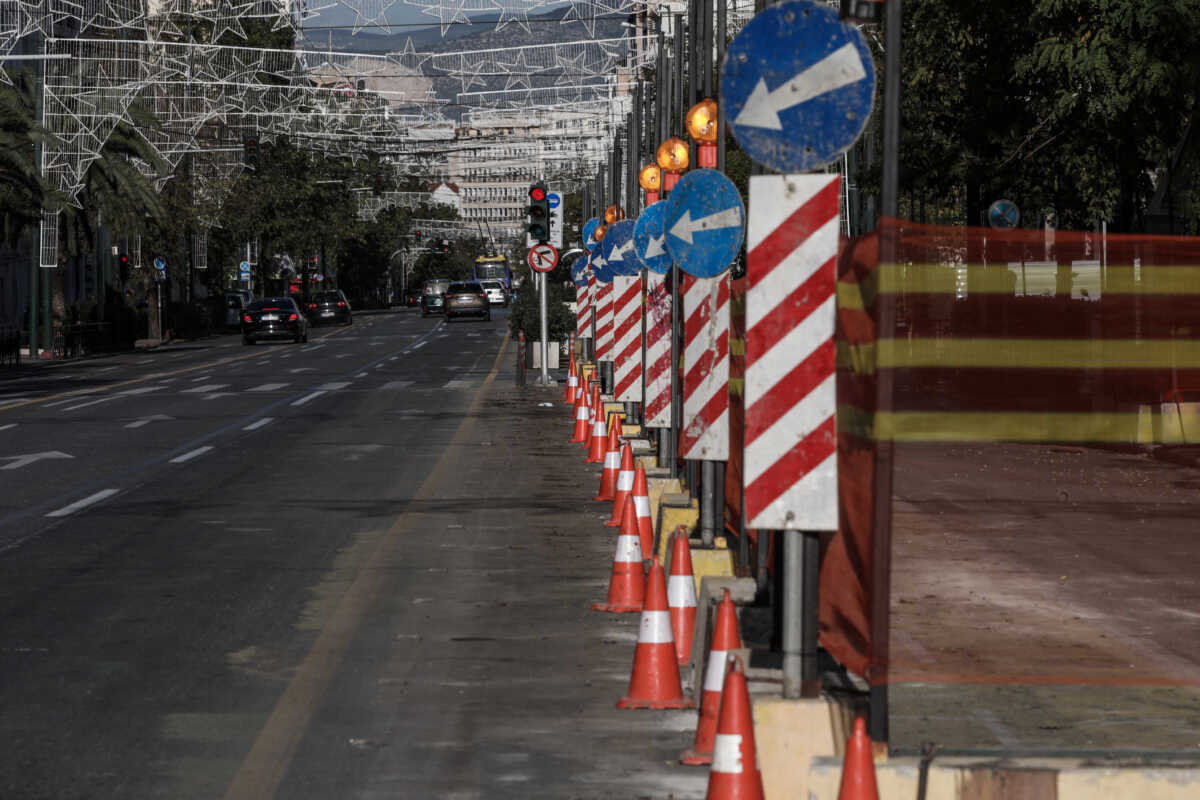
[667,574,697,608]
[604,451,621,468]
[616,471,634,491]
[634,495,651,516]
[592,421,605,434]
[637,610,673,644]
[704,648,728,692]
[615,534,643,563]
[576,406,588,419]
[711,733,745,774]
[569,374,578,386]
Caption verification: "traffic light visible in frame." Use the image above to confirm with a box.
[414,229,421,242]
[242,135,259,170]
[527,182,550,242]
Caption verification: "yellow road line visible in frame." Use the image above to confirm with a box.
[221,327,511,800]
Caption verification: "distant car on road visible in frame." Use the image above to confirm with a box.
[306,289,352,326]
[444,281,491,322]
[242,297,309,345]
[421,279,451,317]
[479,279,508,307]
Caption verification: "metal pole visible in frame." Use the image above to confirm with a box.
[717,0,727,174]
[539,272,550,385]
[868,0,903,745]
[700,460,716,546]
[782,530,821,698]
[668,265,681,479]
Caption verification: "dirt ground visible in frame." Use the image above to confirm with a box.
[888,442,1200,755]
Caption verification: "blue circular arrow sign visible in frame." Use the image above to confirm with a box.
[572,254,590,286]
[988,199,1020,230]
[590,249,613,283]
[599,220,638,276]
[721,0,875,173]
[583,217,601,252]
[633,201,672,274]
[663,169,745,278]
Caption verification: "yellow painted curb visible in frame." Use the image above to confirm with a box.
[753,698,837,800]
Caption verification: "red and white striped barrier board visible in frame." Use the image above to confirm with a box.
[643,272,672,428]
[744,174,839,531]
[575,277,593,340]
[680,272,730,460]
[612,274,643,402]
[594,280,615,361]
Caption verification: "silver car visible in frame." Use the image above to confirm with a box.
[479,280,508,307]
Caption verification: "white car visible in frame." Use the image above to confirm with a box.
[479,280,508,306]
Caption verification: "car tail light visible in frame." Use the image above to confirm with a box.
[288,313,298,321]
[243,314,252,323]
[307,303,317,310]
[337,300,346,308]
[264,306,281,311]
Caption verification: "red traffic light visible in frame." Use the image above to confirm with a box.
[529,186,546,201]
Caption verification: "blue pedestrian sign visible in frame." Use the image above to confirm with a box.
[663,169,745,278]
[599,220,637,276]
[239,260,251,273]
[988,199,1020,230]
[721,0,875,173]
[153,256,166,271]
[633,201,672,274]
[582,217,601,252]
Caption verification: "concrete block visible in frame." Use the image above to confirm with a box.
[1058,766,1200,800]
[752,698,838,800]
[646,477,683,555]
[686,576,757,697]
[655,492,697,560]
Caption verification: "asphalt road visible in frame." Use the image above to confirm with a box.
[0,308,708,800]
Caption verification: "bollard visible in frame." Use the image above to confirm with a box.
[516,330,526,386]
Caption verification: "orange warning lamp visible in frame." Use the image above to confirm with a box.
[656,136,689,193]
[593,223,608,242]
[686,98,719,168]
[639,163,662,204]
[603,204,625,224]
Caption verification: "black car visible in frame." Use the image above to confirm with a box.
[306,289,352,325]
[444,281,491,322]
[420,278,451,316]
[242,297,309,344]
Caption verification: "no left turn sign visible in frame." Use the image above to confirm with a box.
[527,243,559,273]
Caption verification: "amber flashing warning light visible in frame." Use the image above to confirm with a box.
[604,205,625,224]
[593,223,608,242]
[656,137,690,173]
[685,99,719,143]
[639,163,662,192]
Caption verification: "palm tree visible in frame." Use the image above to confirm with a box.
[0,69,55,248]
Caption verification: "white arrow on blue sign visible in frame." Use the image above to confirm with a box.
[721,0,875,174]
[590,251,613,284]
[582,217,601,252]
[663,169,745,278]
[633,201,672,274]
[153,256,166,270]
[599,220,637,276]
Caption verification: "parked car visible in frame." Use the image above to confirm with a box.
[420,278,451,316]
[241,297,308,344]
[444,281,491,322]
[223,289,253,328]
[306,289,352,325]
[479,279,508,307]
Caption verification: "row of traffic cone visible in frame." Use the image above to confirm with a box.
[564,347,878,800]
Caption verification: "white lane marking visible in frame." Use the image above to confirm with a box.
[256,359,271,366]
[46,488,119,518]
[202,393,234,400]
[61,385,163,411]
[94,365,118,373]
[373,364,385,370]
[291,391,326,407]
[124,414,173,429]
[191,374,213,382]
[388,356,399,361]
[182,384,229,393]
[301,344,325,352]
[45,395,97,408]
[336,353,352,359]
[1,451,73,470]
[355,372,368,378]
[243,417,273,431]
[317,381,350,391]
[382,380,413,390]
[287,367,316,373]
[248,382,289,392]
[411,341,428,350]
[170,446,214,464]
[443,379,468,389]
[0,423,16,431]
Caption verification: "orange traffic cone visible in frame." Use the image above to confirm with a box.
[704,656,764,799]
[631,463,654,556]
[564,350,578,404]
[582,383,602,450]
[594,425,622,499]
[618,556,695,709]
[569,385,590,443]
[837,718,880,800]
[605,444,636,525]
[592,496,645,613]
[667,529,698,665]
[681,588,742,765]
[585,397,609,463]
